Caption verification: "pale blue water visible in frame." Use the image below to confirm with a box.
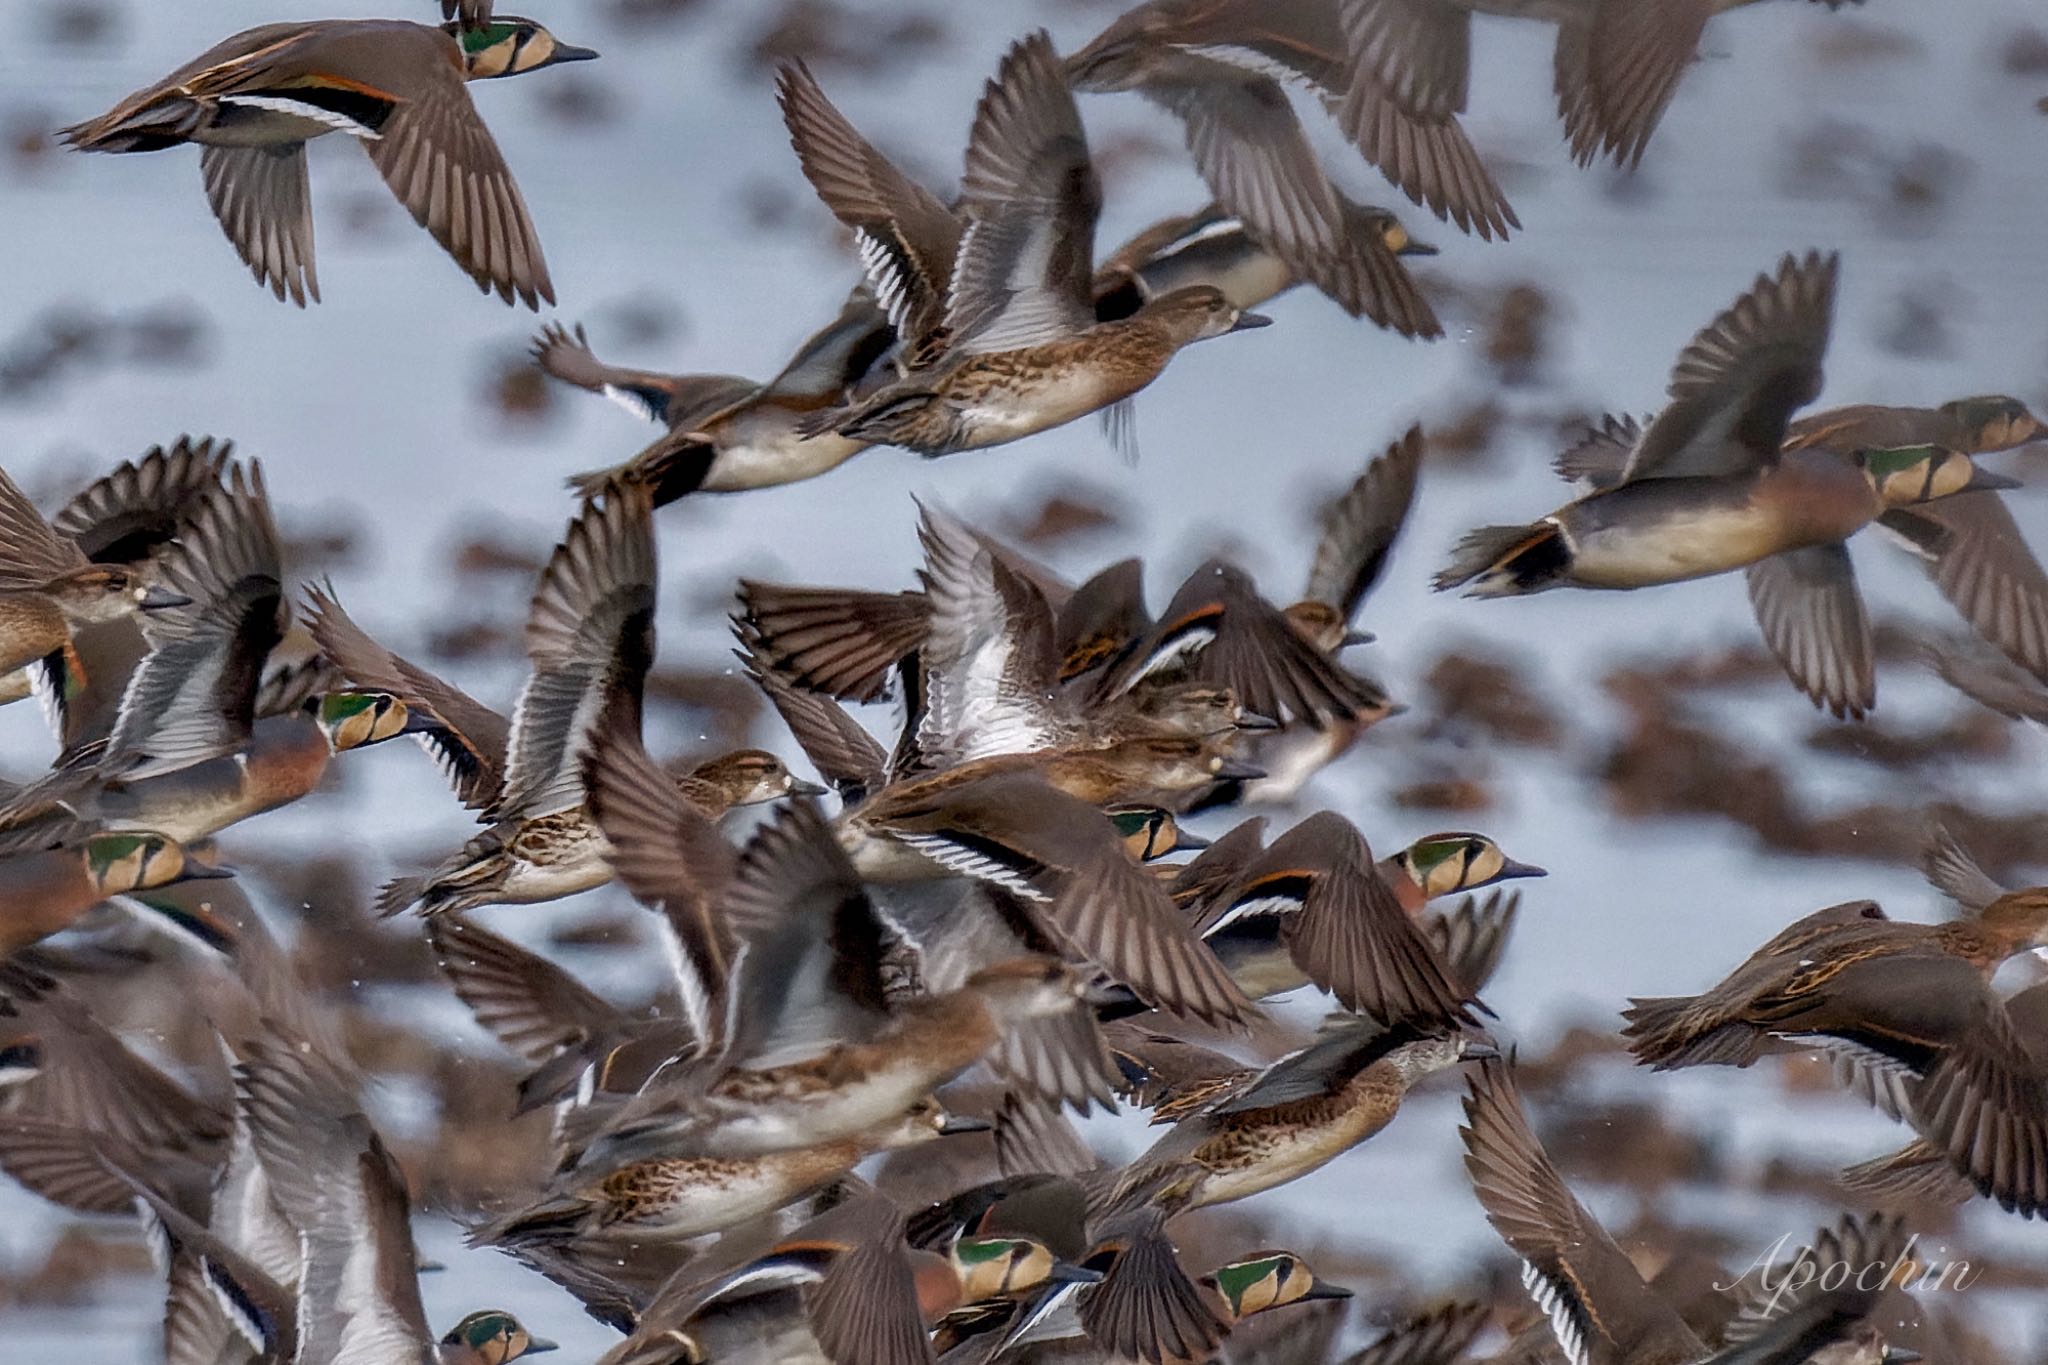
[2,0,2047,1357]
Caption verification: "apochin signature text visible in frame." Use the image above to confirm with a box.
[1715,1233,1977,1317]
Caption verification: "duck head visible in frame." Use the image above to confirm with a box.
[1062,14,1161,92]
[1940,394,2040,452]
[42,565,188,624]
[436,1310,556,1364]
[1202,1251,1352,1322]
[689,749,827,805]
[950,1234,1082,1301]
[1121,682,1271,739]
[451,18,598,79]
[1387,1029,1500,1083]
[873,1097,992,1151]
[1370,212,1437,259]
[315,691,417,753]
[1393,833,1547,900]
[1115,735,1267,794]
[1857,444,2019,507]
[1108,806,1208,862]
[82,832,230,896]
[1141,285,1272,344]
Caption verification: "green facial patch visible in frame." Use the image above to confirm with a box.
[1861,444,1940,481]
[319,691,380,725]
[459,21,522,55]
[953,1237,1019,1266]
[1407,837,1471,873]
[445,1311,514,1347]
[1210,1256,1282,1309]
[85,833,149,875]
[1109,809,1162,839]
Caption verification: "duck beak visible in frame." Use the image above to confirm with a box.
[1229,311,1273,332]
[1500,858,1548,881]
[1881,1351,1922,1365]
[139,586,193,611]
[1395,237,1439,258]
[1234,710,1280,732]
[788,779,830,798]
[1049,1259,1106,1285]
[938,1113,994,1136]
[526,1335,561,1354]
[1303,1278,1354,1302]
[1170,827,1212,852]
[549,42,599,64]
[1461,1036,1502,1061]
[1212,757,1267,781]
[182,862,237,881]
[1963,467,2022,493]
[1339,627,1375,648]
[400,710,442,735]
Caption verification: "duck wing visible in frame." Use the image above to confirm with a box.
[495,485,657,821]
[303,582,509,809]
[236,1035,434,1365]
[1881,488,2048,687]
[1744,542,1875,719]
[1201,812,1478,1028]
[1099,559,1385,728]
[1622,251,1837,482]
[1462,1060,1706,1365]
[581,722,736,1056]
[743,651,889,803]
[1301,424,1424,623]
[53,435,232,566]
[358,23,554,306]
[200,144,319,306]
[0,467,86,590]
[1552,0,1716,169]
[106,461,286,778]
[719,801,897,1068]
[777,60,960,362]
[946,31,1100,357]
[914,504,1070,766]
[869,771,1253,1028]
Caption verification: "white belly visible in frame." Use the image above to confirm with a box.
[497,859,610,903]
[1194,1128,1354,1208]
[703,414,867,490]
[957,369,1121,445]
[1569,504,1785,586]
[615,1162,830,1240]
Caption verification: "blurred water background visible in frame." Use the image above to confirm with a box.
[3,0,2048,1357]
